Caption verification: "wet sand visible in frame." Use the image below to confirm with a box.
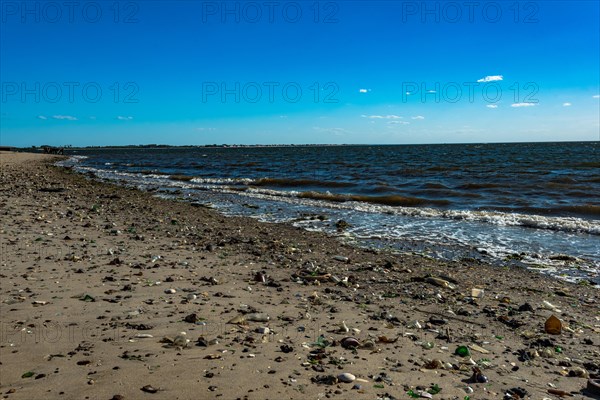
[1,151,598,400]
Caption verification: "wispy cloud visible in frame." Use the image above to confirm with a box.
[361,114,403,119]
[116,116,133,121]
[359,88,371,93]
[411,116,425,120]
[486,105,498,109]
[37,115,48,120]
[477,75,503,83]
[593,95,600,99]
[562,102,572,107]
[52,115,77,120]
[511,102,536,107]
[388,121,410,125]
[427,90,436,93]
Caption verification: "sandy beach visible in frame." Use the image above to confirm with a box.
[1,151,598,400]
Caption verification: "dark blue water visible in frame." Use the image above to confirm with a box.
[61,142,600,284]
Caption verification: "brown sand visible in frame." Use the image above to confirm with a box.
[0,151,598,400]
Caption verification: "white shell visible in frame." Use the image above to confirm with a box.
[337,373,356,383]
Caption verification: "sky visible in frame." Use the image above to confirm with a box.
[1,0,599,146]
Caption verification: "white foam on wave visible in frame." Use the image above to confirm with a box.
[60,163,600,236]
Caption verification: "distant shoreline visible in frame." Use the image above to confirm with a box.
[5,139,598,151]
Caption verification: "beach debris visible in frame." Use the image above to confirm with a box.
[455,346,471,357]
[227,315,246,325]
[469,366,489,383]
[21,371,35,378]
[246,313,270,322]
[280,344,294,353]
[545,315,562,335]
[504,387,529,399]
[134,333,154,339]
[548,388,573,397]
[337,320,350,333]
[568,367,589,378]
[471,288,484,298]
[141,385,159,393]
[425,277,456,289]
[469,344,490,354]
[164,288,176,294]
[341,337,361,349]
[337,373,356,383]
[256,327,270,334]
[332,255,349,262]
[542,300,560,312]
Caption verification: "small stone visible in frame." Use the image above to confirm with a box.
[256,327,270,334]
[164,289,176,294]
[337,373,356,383]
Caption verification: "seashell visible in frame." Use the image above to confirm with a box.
[341,337,361,349]
[173,332,189,347]
[337,373,356,383]
[164,289,176,294]
[338,321,350,333]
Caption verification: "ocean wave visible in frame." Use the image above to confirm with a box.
[59,159,600,236]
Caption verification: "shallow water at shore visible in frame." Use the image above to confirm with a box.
[59,142,600,284]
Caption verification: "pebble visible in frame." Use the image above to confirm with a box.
[164,289,176,294]
[337,373,356,383]
[256,327,270,334]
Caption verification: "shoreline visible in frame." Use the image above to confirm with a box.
[1,152,598,399]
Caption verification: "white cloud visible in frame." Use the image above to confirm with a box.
[359,88,371,93]
[486,104,498,109]
[562,102,572,107]
[511,102,537,107]
[388,121,410,125]
[116,116,133,120]
[361,114,403,119]
[477,75,503,83]
[593,95,600,99]
[427,90,436,93]
[411,115,425,120]
[52,115,77,121]
[37,115,48,120]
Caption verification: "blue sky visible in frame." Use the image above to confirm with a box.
[1,1,599,146]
